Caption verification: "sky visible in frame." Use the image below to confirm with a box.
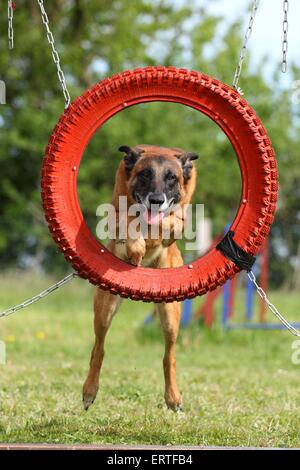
[211,0,298,61]
[183,0,300,86]
[93,1,299,87]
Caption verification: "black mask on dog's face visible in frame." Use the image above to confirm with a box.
[118,145,198,218]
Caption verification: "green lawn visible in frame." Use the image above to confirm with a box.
[0,273,299,447]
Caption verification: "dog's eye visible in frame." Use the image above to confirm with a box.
[165,171,177,183]
[138,169,152,181]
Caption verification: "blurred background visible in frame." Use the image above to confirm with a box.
[1,0,300,448]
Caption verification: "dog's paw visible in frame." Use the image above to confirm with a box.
[165,393,183,412]
[129,252,143,266]
[171,403,184,413]
[82,393,95,411]
[127,237,146,266]
[82,382,98,411]
[166,402,183,413]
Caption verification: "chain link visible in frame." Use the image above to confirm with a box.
[37,0,71,108]
[232,0,260,94]
[8,1,14,50]
[248,271,300,339]
[0,273,77,319]
[282,0,289,73]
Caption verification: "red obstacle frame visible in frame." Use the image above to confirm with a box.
[41,66,278,302]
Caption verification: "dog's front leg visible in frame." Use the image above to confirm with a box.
[115,212,146,266]
[156,301,182,411]
[126,236,146,266]
[83,288,122,410]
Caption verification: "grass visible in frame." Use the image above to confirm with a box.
[0,272,300,447]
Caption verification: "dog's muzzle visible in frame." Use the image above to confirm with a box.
[141,193,174,225]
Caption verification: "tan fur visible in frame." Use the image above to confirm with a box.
[83,145,197,411]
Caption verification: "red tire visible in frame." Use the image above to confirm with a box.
[41,66,278,302]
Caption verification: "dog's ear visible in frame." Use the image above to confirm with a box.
[118,146,144,175]
[176,152,199,182]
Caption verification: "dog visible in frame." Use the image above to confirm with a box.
[83,144,198,411]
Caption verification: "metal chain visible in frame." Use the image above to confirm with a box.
[0,273,77,319]
[1,1,75,319]
[232,0,260,94]
[282,0,289,73]
[37,0,71,108]
[8,1,14,50]
[248,271,300,339]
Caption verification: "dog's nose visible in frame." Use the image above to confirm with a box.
[148,193,165,207]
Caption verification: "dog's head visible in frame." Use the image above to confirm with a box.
[118,144,198,225]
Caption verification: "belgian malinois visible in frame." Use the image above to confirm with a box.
[83,144,198,411]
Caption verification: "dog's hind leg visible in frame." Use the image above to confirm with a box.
[156,300,182,411]
[82,288,122,410]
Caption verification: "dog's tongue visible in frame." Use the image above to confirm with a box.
[143,209,165,225]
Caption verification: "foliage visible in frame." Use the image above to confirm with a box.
[0,0,299,286]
